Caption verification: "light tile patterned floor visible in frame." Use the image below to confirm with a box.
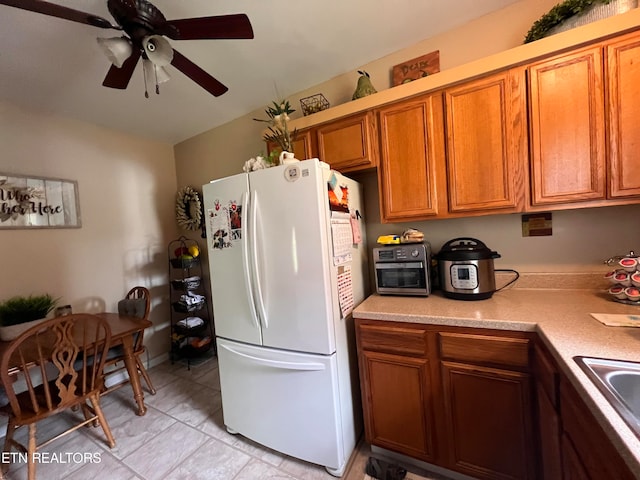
[0,357,350,480]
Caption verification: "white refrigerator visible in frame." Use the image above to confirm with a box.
[202,158,368,477]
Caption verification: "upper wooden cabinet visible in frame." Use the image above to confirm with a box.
[527,33,640,208]
[528,46,606,206]
[606,32,640,198]
[266,128,314,162]
[316,111,378,173]
[377,93,446,222]
[444,68,527,214]
[291,129,315,160]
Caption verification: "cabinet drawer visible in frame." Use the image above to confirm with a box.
[438,332,530,369]
[358,323,429,357]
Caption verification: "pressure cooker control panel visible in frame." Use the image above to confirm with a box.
[450,264,479,289]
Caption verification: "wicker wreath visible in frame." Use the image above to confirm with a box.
[175,186,202,231]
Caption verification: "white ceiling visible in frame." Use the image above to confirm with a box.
[0,0,520,145]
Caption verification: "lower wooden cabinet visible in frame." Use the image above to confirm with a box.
[360,350,437,462]
[357,319,638,480]
[441,362,535,480]
[560,379,635,480]
[533,340,635,480]
[561,433,590,480]
[356,319,537,480]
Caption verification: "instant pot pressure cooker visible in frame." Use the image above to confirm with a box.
[436,237,503,300]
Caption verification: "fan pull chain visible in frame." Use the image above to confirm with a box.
[143,61,149,99]
[154,65,160,95]
[142,62,161,98]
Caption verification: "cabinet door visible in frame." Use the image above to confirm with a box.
[561,433,591,480]
[377,93,446,222]
[267,129,315,161]
[532,343,562,479]
[444,68,527,214]
[536,382,563,480]
[360,350,437,462]
[441,361,535,480]
[291,129,315,160]
[606,32,640,198]
[528,47,606,205]
[316,111,377,173]
[560,380,635,480]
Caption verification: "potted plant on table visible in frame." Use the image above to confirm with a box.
[0,294,59,341]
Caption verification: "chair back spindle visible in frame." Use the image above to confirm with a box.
[0,314,112,422]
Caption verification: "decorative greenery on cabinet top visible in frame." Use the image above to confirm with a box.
[524,0,616,43]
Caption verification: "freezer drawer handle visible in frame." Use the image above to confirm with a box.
[221,344,326,371]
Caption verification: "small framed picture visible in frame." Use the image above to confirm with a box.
[392,51,440,86]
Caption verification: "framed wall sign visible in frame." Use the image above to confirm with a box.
[0,173,81,229]
[392,50,440,86]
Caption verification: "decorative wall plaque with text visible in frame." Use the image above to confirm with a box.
[392,50,440,86]
[0,173,81,229]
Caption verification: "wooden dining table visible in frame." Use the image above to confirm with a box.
[0,312,153,416]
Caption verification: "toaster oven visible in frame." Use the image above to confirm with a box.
[373,243,432,296]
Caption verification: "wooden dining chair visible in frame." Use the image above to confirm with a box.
[102,286,156,396]
[0,314,115,480]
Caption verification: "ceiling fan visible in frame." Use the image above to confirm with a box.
[0,0,254,97]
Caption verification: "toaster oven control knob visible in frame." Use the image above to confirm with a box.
[411,249,420,257]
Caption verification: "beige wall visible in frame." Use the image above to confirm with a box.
[174,0,640,276]
[0,100,178,360]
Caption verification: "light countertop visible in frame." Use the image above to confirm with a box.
[353,287,640,475]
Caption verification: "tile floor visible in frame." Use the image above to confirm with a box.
[0,356,364,480]
[0,356,455,480]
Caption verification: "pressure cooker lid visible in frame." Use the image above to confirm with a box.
[437,237,501,261]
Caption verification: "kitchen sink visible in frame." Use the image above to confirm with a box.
[575,356,640,439]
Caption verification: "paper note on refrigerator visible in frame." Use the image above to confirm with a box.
[331,213,353,266]
[337,265,354,318]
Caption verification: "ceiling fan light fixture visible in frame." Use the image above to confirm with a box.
[143,35,173,67]
[97,36,133,68]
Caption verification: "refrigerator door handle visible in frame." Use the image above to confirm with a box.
[241,191,260,330]
[220,343,326,371]
[250,190,269,328]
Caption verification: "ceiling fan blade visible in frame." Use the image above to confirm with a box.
[170,49,228,97]
[102,49,141,89]
[162,14,254,40]
[0,0,117,29]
